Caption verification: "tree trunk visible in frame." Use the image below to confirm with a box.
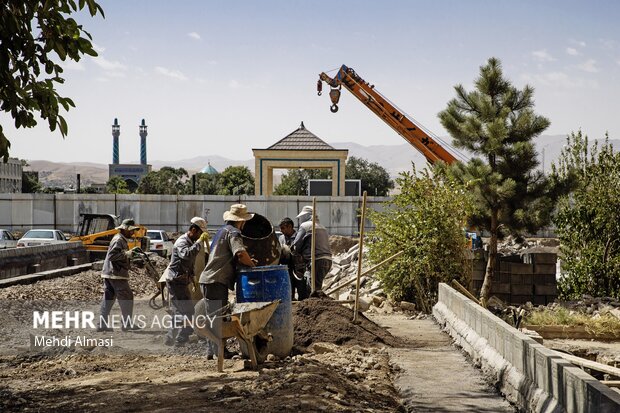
[480,208,498,307]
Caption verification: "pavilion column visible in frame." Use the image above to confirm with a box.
[254,156,261,195]
[331,164,339,196]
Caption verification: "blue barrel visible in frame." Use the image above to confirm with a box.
[237,265,293,358]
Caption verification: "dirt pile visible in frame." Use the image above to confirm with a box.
[292,296,399,350]
[0,255,167,301]
[0,343,404,412]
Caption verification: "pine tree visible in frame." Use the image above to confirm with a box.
[438,57,555,305]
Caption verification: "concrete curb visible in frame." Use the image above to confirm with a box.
[0,262,93,288]
[433,283,620,413]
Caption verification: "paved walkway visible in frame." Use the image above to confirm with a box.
[370,314,516,413]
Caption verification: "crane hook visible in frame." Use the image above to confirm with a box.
[316,79,322,96]
[329,87,341,113]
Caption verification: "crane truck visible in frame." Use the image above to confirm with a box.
[317,64,481,248]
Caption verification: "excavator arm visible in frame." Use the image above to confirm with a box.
[318,64,456,165]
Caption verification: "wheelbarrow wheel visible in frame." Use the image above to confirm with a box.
[239,334,269,364]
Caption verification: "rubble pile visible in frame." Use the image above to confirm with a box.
[497,235,559,255]
[323,243,419,315]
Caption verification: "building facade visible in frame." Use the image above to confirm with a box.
[0,158,22,193]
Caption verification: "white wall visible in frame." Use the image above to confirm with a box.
[0,194,389,236]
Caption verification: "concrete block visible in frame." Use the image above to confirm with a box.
[511,295,534,305]
[512,284,534,295]
[510,274,523,284]
[534,264,556,275]
[532,253,558,264]
[492,282,511,294]
[534,284,558,295]
[509,262,533,274]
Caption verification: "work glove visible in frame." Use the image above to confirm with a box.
[125,246,142,258]
[199,231,210,243]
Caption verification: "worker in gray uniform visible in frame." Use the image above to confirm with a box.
[164,217,210,346]
[291,205,332,299]
[98,218,141,332]
[278,217,302,300]
[199,204,256,359]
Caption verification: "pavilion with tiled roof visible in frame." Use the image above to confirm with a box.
[252,122,348,196]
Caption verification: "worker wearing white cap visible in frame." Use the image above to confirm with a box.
[291,205,332,298]
[164,217,210,346]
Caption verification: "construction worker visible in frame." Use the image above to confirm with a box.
[164,217,210,346]
[291,205,332,299]
[98,218,141,332]
[190,216,210,303]
[278,217,302,300]
[199,204,256,359]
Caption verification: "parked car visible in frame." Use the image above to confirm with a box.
[0,229,18,249]
[17,229,68,247]
[146,230,174,258]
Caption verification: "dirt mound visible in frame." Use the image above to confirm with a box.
[329,235,358,254]
[292,296,399,350]
[0,256,167,301]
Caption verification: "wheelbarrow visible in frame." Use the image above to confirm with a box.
[193,299,280,372]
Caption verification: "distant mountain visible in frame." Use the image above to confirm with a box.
[29,134,620,188]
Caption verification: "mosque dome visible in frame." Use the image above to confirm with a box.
[200,162,218,174]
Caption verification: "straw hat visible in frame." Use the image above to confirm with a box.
[116,218,140,231]
[190,217,208,232]
[223,204,254,222]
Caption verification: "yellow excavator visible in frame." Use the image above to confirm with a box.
[69,214,150,260]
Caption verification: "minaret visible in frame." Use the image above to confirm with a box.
[139,119,148,165]
[112,118,120,164]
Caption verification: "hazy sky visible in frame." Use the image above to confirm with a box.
[4,0,620,164]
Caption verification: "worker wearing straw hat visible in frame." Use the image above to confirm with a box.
[199,204,256,359]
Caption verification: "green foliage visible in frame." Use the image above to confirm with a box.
[367,166,472,312]
[552,131,620,299]
[274,169,331,195]
[21,171,41,193]
[137,167,189,194]
[438,57,557,303]
[106,176,130,194]
[216,166,255,195]
[192,172,220,195]
[0,0,104,160]
[345,156,394,196]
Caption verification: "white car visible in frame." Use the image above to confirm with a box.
[147,230,174,258]
[17,229,68,247]
[0,229,18,249]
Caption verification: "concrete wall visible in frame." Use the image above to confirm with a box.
[433,283,620,413]
[0,242,88,280]
[0,194,388,236]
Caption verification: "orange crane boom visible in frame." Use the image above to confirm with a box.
[318,65,456,165]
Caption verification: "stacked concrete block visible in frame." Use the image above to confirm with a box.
[470,251,558,305]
